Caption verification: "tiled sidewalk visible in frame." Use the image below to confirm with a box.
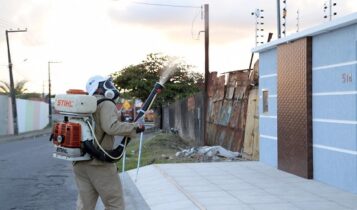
[126,161,357,210]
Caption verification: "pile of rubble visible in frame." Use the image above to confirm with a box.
[175,146,242,161]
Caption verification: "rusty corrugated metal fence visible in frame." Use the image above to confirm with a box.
[206,71,251,152]
[162,70,252,153]
[162,92,205,146]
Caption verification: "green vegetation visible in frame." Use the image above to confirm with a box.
[0,80,28,96]
[117,132,194,172]
[111,53,203,108]
[0,80,43,100]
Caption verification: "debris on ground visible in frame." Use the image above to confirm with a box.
[175,146,242,161]
[118,132,244,172]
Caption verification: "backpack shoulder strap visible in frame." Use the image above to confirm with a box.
[95,98,115,145]
[97,98,115,105]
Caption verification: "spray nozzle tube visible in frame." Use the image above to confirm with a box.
[134,82,163,121]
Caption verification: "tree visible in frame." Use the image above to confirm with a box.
[19,92,43,100]
[111,53,203,107]
[0,80,28,96]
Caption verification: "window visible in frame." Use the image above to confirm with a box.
[263,90,269,113]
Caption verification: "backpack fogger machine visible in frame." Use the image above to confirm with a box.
[50,82,163,162]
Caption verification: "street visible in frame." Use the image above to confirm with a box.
[0,135,77,210]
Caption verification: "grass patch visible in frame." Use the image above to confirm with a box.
[117,132,194,171]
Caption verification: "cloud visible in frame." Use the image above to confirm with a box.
[0,0,356,93]
[107,0,259,45]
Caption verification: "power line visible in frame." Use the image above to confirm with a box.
[0,19,14,28]
[191,7,203,40]
[120,1,203,39]
[0,16,41,46]
[131,1,201,9]
[0,17,24,29]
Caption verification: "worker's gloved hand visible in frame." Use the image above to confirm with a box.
[135,117,145,133]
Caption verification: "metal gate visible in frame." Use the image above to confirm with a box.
[277,37,313,179]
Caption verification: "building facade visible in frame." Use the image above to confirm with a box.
[253,13,357,193]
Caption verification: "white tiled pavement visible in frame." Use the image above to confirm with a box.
[126,161,357,210]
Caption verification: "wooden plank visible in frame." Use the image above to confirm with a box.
[243,88,259,160]
[236,93,248,152]
[212,101,222,124]
[225,72,238,99]
[252,109,259,160]
[212,75,225,102]
[206,123,217,145]
[218,100,232,126]
[234,85,247,101]
[228,101,241,128]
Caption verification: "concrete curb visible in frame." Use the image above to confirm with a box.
[121,172,151,210]
[95,173,150,210]
[0,128,51,143]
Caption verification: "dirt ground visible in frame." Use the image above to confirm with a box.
[118,131,244,172]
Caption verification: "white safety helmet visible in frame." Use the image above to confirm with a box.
[86,75,107,96]
[86,75,120,101]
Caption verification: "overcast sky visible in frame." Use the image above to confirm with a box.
[0,0,356,94]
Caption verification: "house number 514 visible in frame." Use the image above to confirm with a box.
[342,73,352,84]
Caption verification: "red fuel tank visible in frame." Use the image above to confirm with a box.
[52,122,82,148]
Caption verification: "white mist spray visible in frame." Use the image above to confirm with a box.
[159,58,179,85]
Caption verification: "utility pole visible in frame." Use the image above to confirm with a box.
[48,61,61,126]
[277,0,281,38]
[203,4,209,145]
[6,28,27,135]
